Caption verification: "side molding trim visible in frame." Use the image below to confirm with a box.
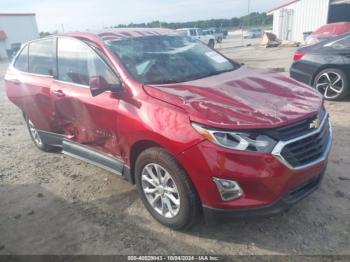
[62,140,124,176]
[38,130,64,147]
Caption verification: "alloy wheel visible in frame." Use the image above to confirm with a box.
[316,71,344,99]
[141,163,180,218]
[28,119,43,146]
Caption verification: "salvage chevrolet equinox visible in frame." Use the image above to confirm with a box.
[5,28,332,229]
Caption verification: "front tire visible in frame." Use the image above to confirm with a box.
[25,115,54,152]
[313,68,349,101]
[135,147,200,230]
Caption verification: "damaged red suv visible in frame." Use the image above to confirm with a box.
[5,28,332,229]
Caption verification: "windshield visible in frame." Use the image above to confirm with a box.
[106,35,237,84]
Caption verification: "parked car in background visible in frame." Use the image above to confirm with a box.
[291,33,350,101]
[208,27,224,43]
[244,28,263,39]
[305,22,350,46]
[5,28,331,229]
[176,28,216,48]
[222,29,228,39]
[6,43,22,60]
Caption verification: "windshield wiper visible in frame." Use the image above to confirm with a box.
[143,69,235,85]
[143,79,185,85]
[181,69,235,82]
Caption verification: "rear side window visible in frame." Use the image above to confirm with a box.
[28,38,56,76]
[57,37,119,86]
[14,45,28,72]
[328,36,350,49]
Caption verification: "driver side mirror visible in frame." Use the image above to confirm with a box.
[89,75,123,97]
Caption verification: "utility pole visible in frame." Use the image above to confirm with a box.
[242,0,251,46]
[247,0,251,29]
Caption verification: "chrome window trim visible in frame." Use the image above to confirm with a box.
[272,112,332,170]
[11,66,55,79]
[53,79,89,89]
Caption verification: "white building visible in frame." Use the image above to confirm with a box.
[267,0,350,41]
[0,13,39,59]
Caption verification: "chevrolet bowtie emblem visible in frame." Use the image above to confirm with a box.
[310,118,321,129]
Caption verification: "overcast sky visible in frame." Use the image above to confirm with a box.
[0,0,287,32]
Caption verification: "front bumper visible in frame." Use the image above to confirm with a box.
[203,170,324,222]
[176,113,332,214]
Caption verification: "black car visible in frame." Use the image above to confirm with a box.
[290,33,350,101]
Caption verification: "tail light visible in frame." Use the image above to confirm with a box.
[293,51,305,61]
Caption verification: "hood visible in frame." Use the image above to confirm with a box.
[144,66,323,130]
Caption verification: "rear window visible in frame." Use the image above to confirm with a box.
[14,45,28,72]
[28,38,56,76]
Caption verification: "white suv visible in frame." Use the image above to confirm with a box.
[176,28,216,48]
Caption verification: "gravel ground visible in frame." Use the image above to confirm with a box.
[0,37,349,256]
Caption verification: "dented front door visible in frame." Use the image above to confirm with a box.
[50,80,121,157]
[50,36,123,158]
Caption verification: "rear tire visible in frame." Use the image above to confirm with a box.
[25,115,54,152]
[135,147,200,230]
[313,68,349,101]
[217,37,223,43]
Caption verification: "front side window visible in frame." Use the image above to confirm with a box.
[57,37,119,86]
[106,35,237,84]
[14,45,28,72]
[28,38,56,76]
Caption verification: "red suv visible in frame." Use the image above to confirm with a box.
[305,22,350,45]
[5,28,332,229]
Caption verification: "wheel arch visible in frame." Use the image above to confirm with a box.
[127,139,201,206]
[128,140,163,184]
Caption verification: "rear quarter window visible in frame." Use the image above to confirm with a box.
[28,38,56,76]
[14,45,28,72]
[328,36,350,49]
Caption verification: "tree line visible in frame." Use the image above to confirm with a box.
[39,12,272,37]
[113,12,272,29]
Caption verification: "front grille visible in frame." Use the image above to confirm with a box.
[268,107,326,141]
[280,115,330,168]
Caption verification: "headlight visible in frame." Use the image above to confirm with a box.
[192,123,277,152]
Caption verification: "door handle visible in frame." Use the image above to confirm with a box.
[52,89,66,97]
[13,79,21,85]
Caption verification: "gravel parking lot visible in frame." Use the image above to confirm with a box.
[0,36,349,257]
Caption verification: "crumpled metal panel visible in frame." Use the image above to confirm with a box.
[144,66,323,130]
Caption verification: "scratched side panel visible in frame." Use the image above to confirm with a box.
[5,67,56,132]
[51,80,122,159]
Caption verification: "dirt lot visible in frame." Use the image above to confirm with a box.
[0,37,349,256]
